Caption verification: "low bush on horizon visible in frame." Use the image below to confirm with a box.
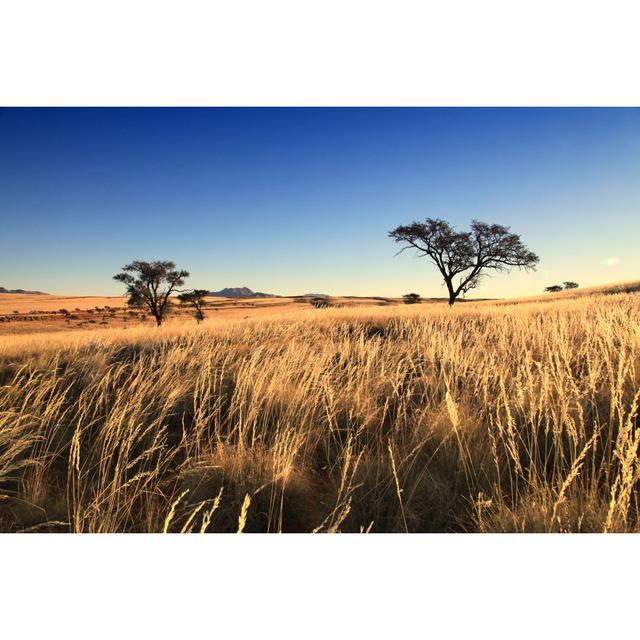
[309,296,332,309]
[0,290,639,532]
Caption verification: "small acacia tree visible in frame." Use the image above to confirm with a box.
[177,289,209,323]
[389,218,539,305]
[544,285,563,293]
[563,281,579,290]
[402,293,421,305]
[113,260,189,326]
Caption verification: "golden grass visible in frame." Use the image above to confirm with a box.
[0,288,639,532]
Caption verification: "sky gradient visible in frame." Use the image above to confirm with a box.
[1,107,638,298]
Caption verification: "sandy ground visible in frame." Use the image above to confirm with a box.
[0,294,128,314]
[0,293,407,336]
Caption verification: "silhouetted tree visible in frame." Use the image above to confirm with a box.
[389,218,539,305]
[113,260,189,326]
[544,285,563,293]
[563,281,579,290]
[177,289,208,323]
[402,293,422,304]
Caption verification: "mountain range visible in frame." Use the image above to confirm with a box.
[206,287,277,298]
[0,287,47,294]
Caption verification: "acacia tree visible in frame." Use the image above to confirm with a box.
[544,285,563,293]
[563,281,579,290]
[113,260,189,326]
[389,218,539,305]
[177,289,208,323]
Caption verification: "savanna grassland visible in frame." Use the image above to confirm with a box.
[0,293,314,335]
[0,293,405,335]
[1,285,639,533]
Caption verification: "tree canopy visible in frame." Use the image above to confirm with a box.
[389,218,539,305]
[113,260,189,326]
[177,289,209,322]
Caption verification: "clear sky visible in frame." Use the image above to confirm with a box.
[1,107,638,298]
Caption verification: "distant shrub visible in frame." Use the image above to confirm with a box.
[563,281,579,290]
[544,285,563,293]
[309,297,331,308]
[402,293,422,305]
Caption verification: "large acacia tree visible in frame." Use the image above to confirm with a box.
[389,218,539,305]
[113,260,189,326]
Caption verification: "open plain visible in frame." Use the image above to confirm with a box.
[0,293,413,335]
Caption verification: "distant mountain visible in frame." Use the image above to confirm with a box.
[206,287,277,298]
[0,286,47,294]
[304,293,329,298]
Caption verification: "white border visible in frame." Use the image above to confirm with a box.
[2,533,638,638]
[1,1,639,106]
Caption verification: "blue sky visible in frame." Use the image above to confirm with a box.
[1,107,638,297]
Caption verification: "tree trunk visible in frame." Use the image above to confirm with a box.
[445,279,456,306]
[154,314,162,326]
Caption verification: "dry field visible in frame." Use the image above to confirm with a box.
[0,293,407,336]
[0,284,639,532]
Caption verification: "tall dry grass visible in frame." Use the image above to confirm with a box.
[0,290,639,532]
